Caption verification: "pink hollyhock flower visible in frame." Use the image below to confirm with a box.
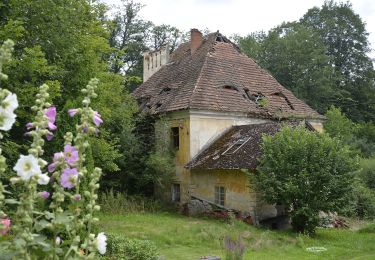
[46,132,54,141]
[68,108,78,117]
[26,122,33,130]
[45,106,57,131]
[73,194,81,201]
[60,168,78,189]
[63,145,79,165]
[93,111,103,126]
[0,218,11,236]
[39,191,50,199]
[48,152,64,173]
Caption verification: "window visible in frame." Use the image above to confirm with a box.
[215,186,225,206]
[172,184,180,202]
[171,127,179,150]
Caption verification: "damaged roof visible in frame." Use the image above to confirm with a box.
[186,121,300,170]
[133,31,323,120]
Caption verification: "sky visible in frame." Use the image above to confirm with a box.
[103,0,375,59]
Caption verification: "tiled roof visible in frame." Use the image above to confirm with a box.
[133,32,323,120]
[186,121,300,170]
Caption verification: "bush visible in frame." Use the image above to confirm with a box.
[99,190,161,214]
[106,233,159,260]
[360,158,375,190]
[254,126,357,234]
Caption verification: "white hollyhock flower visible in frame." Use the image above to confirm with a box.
[96,232,107,255]
[1,93,18,113]
[36,173,50,185]
[0,108,16,131]
[13,155,42,181]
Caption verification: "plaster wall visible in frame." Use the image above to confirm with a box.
[189,110,269,158]
[190,169,257,213]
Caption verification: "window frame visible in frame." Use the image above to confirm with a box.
[172,183,181,202]
[171,127,180,150]
[214,186,225,206]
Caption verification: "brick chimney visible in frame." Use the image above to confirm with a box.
[143,45,170,82]
[190,29,203,55]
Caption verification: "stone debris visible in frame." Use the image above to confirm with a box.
[319,211,348,228]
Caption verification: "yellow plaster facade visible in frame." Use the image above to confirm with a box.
[156,109,324,221]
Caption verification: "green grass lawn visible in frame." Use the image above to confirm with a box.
[98,212,375,260]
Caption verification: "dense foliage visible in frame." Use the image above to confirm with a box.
[254,126,357,234]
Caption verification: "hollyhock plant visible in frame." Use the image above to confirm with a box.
[0,40,106,259]
[60,167,78,189]
[68,108,78,117]
[96,232,107,255]
[0,108,16,131]
[45,106,57,131]
[1,92,18,113]
[13,154,42,181]
[39,191,50,199]
[73,194,81,201]
[93,111,103,126]
[0,218,11,236]
[63,144,79,166]
[48,152,64,173]
[36,173,50,185]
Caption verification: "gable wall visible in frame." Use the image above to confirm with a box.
[189,110,270,159]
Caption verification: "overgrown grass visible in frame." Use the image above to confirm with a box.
[98,212,375,259]
[99,190,162,214]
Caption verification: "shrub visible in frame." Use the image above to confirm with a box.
[360,158,375,190]
[106,233,159,260]
[253,125,357,234]
[99,190,161,214]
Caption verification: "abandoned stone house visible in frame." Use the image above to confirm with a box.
[132,29,324,223]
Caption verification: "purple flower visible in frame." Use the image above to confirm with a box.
[45,106,57,131]
[73,194,81,201]
[48,152,64,173]
[63,145,79,165]
[39,191,50,199]
[68,108,78,117]
[46,132,54,141]
[60,168,78,189]
[26,122,33,130]
[93,111,103,126]
[0,218,11,236]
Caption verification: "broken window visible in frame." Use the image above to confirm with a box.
[172,184,180,202]
[171,127,179,150]
[222,137,250,155]
[215,186,225,206]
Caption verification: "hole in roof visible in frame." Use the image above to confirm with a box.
[155,102,162,108]
[271,92,294,110]
[159,87,171,94]
[222,85,238,91]
[222,137,250,155]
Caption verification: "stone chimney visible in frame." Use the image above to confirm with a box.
[143,45,170,82]
[190,28,203,55]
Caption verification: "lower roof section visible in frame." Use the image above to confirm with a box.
[186,121,300,170]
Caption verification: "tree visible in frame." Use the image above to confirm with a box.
[253,126,357,234]
[0,0,137,179]
[149,24,183,52]
[300,0,375,121]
